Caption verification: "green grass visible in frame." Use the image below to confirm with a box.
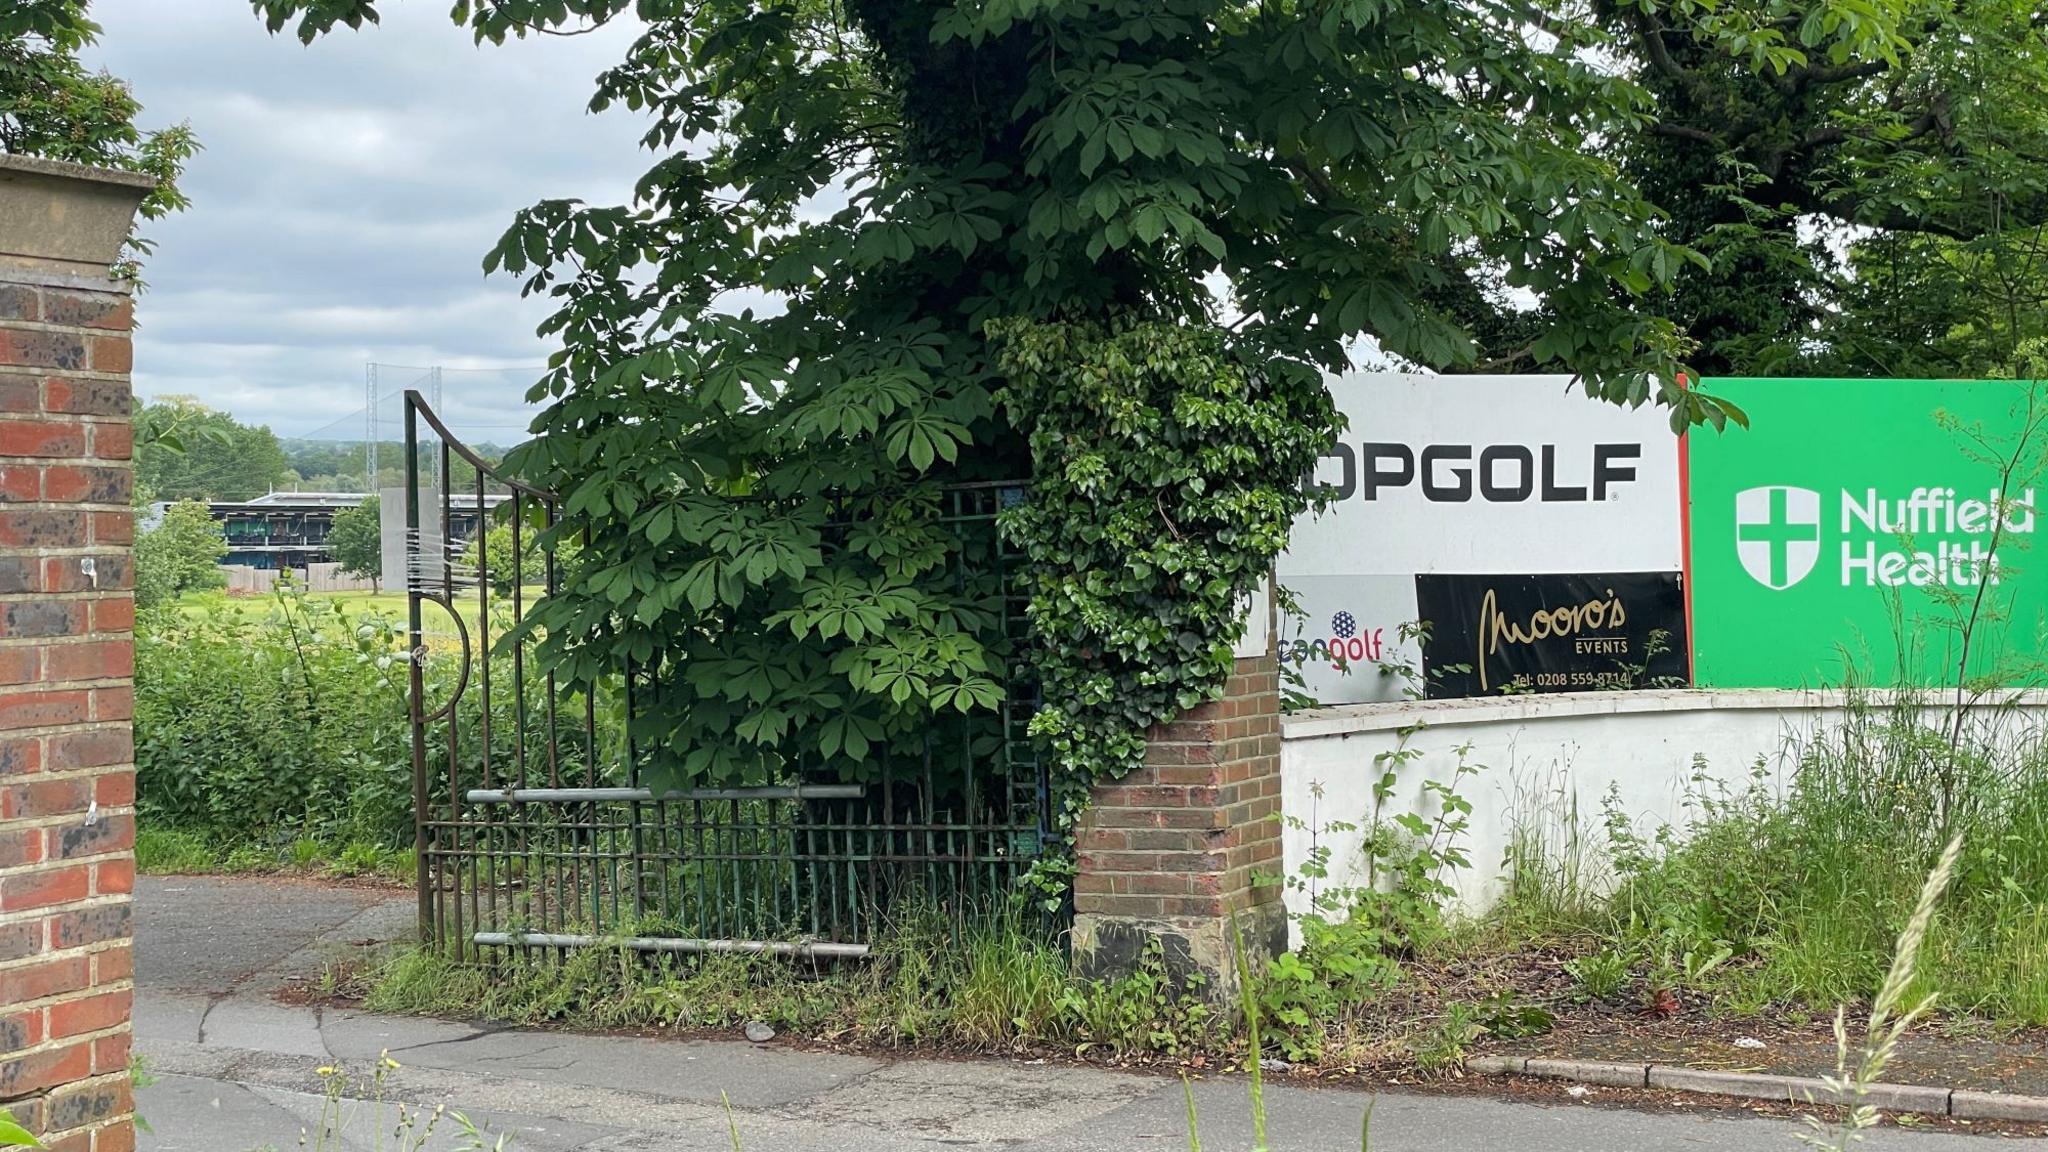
[173,588,403,617]
[169,587,532,653]
[136,827,217,873]
[137,823,411,882]
[352,903,1217,1057]
[175,589,424,624]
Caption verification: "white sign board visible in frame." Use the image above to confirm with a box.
[1233,580,1273,660]
[1276,373,1684,703]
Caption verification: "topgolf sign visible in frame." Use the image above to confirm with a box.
[1277,373,1684,702]
[1688,378,2048,688]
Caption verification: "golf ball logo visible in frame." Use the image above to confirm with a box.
[1278,610,1386,668]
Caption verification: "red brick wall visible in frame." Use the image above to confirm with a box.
[0,273,136,1152]
[1074,654,1283,923]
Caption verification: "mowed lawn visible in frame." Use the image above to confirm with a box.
[168,588,547,649]
[174,589,386,620]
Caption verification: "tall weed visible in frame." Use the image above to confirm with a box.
[1498,690,2048,1024]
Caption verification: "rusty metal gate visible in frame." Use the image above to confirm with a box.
[403,391,1054,960]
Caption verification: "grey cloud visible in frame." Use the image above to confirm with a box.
[85,0,654,442]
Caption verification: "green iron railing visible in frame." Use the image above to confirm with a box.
[404,391,1053,959]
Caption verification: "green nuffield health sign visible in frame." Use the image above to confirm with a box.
[1689,378,2048,688]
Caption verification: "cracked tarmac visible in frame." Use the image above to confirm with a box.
[130,876,2044,1151]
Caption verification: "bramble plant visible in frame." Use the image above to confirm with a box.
[1257,738,1484,1060]
[1364,733,1479,944]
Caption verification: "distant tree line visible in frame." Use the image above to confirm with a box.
[136,397,513,503]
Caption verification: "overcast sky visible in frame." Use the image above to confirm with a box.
[83,1,653,444]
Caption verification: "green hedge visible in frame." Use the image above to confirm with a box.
[135,592,413,851]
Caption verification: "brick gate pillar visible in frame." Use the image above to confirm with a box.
[0,155,152,1152]
[1071,582,1286,999]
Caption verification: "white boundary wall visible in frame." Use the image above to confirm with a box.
[222,562,376,594]
[1277,689,2048,932]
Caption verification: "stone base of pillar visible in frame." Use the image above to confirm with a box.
[1071,900,1288,1003]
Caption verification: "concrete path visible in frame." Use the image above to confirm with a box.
[130,877,2041,1151]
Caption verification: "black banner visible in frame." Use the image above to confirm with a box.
[1414,572,1689,699]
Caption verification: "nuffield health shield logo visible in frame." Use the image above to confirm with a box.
[1735,486,1821,590]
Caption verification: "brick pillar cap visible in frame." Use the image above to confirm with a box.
[0,155,156,276]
